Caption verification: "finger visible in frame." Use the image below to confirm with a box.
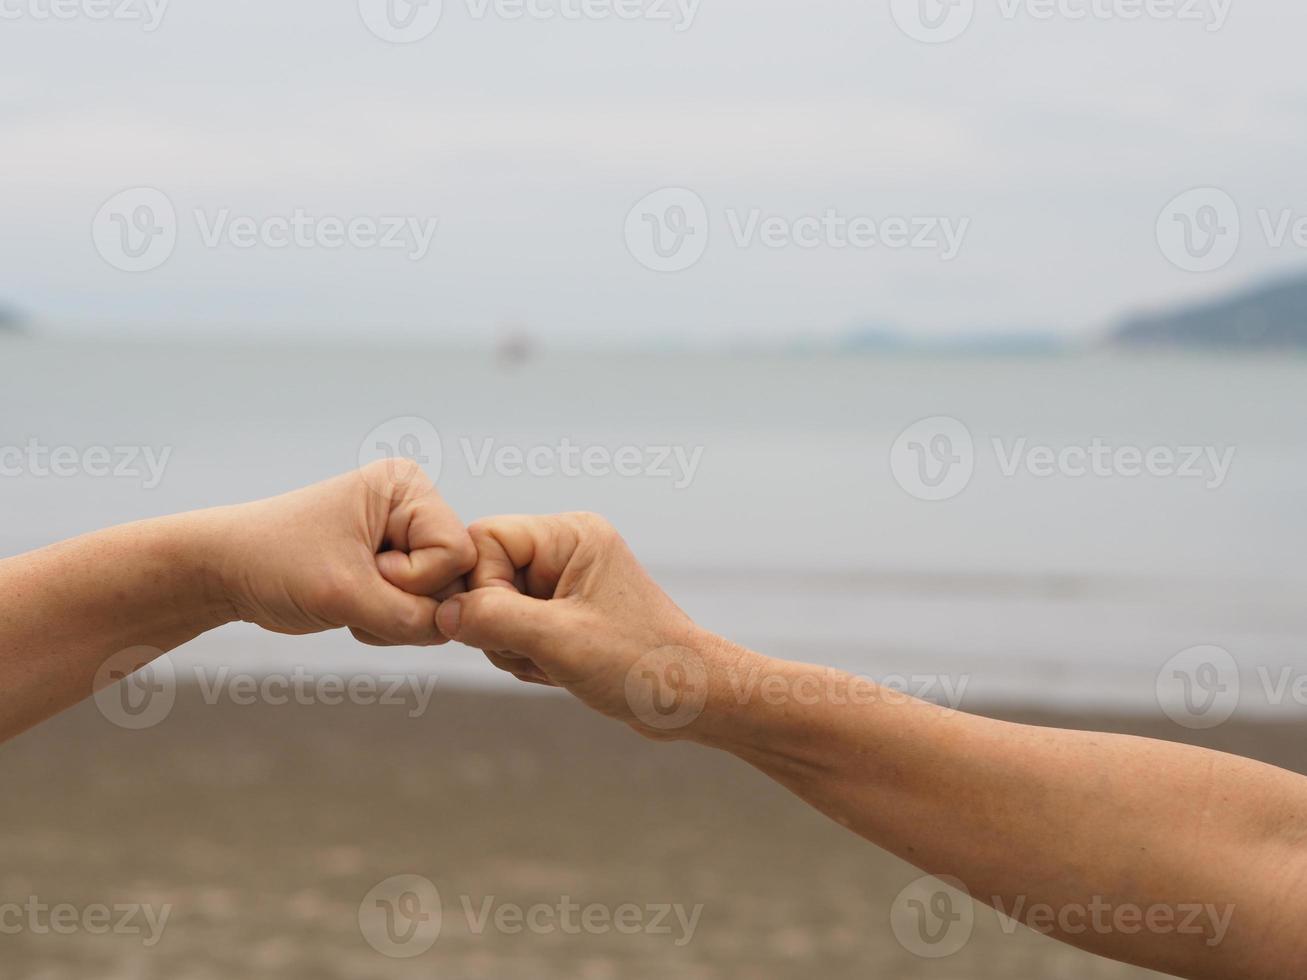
[514,674,560,688]
[378,490,477,597]
[436,587,569,660]
[350,626,449,648]
[467,515,578,599]
[483,650,554,685]
[434,577,466,601]
[345,577,442,646]
[377,548,472,598]
[350,627,395,647]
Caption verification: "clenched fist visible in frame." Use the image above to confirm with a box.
[213,459,476,646]
[433,513,735,738]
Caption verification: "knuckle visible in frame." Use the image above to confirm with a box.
[365,456,424,491]
[569,511,617,539]
[466,519,497,547]
[450,533,479,574]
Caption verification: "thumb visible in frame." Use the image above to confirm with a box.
[436,587,569,659]
[345,575,442,646]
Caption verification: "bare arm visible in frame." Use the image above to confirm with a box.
[0,461,475,744]
[432,512,1307,979]
[692,648,1307,978]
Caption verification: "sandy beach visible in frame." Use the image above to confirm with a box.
[2,685,1296,979]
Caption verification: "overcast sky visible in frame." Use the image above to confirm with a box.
[3,0,1306,345]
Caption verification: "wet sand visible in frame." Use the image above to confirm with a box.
[2,687,1298,979]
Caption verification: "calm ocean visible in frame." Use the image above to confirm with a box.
[4,339,1305,712]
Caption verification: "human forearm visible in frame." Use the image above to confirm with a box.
[0,510,236,741]
[428,512,1307,977]
[687,640,1307,979]
[0,463,475,744]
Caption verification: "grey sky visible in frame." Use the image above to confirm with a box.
[3,0,1306,344]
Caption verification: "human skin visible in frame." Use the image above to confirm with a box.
[0,460,476,744]
[434,512,1307,980]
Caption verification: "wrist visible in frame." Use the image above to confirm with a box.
[679,638,858,767]
[157,506,244,629]
[676,630,779,749]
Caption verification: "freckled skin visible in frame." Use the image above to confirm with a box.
[0,460,475,743]
[435,513,1307,980]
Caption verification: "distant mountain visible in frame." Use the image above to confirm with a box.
[1114,273,1307,349]
[842,324,1065,355]
[841,324,912,352]
[0,303,24,332]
